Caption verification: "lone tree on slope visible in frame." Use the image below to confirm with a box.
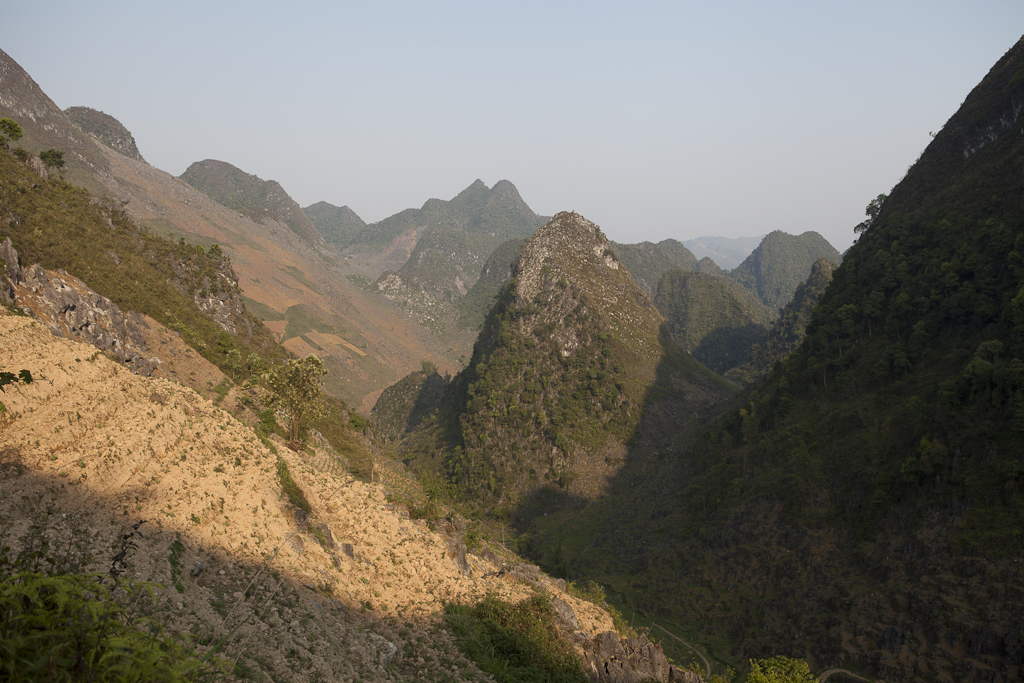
[261,354,327,448]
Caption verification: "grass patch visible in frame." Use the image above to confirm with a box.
[445,594,586,683]
[276,457,312,514]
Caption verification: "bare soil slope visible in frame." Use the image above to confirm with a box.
[0,309,612,682]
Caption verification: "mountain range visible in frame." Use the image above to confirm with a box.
[3,32,1019,683]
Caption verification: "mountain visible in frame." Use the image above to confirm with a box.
[683,234,764,270]
[180,159,324,245]
[0,48,459,411]
[392,211,734,516]
[0,305,640,682]
[372,179,546,336]
[610,239,700,296]
[455,237,526,335]
[64,106,146,163]
[725,257,836,384]
[728,230,842,311]
[0,134,656,683]
[303,200,367,247]
[653,269,772,375]
[525,36,1024,682]
[0,49,112,196]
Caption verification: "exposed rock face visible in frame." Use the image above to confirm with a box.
[440,516,471,576]
[0,237,160,375]
[166,254,247,335]
[64,106,147,163]
[578,632,675,683]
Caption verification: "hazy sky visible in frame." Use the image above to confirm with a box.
[5,2,1023,250]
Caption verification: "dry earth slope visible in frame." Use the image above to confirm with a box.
[0,308,617,682]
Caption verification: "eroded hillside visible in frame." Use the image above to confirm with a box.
[0,309,622,682]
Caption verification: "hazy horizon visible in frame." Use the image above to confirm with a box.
[6,1,1023,251]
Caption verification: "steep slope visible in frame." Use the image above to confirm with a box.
[610,239,700,296]
[180,159,323,245]
[728,230,842,311]
[372,180,546,336]
[653,269,772,374]
[0,148,280,376]
[64,106,146,163]
[0,309,622,683]
[456,238,526,334]
[529,36,1024,682]
[0,49,459,410]
[0,49,110,196]
[304,200,367,247]
[725,257,836,384]
[398,212,734,516]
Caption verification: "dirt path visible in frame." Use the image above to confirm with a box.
[652,623,711,679]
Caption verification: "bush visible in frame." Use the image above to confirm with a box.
[445,594,586,683]
[0,572,225,682]
[276,457,312,514]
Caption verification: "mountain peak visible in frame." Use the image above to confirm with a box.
[180,160,323,244]
[64,106,146,163]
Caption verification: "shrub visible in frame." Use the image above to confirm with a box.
[445,594,586,683]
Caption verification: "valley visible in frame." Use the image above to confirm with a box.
[2,31,1023,683]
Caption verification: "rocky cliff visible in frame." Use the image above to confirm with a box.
[400,212,733,515]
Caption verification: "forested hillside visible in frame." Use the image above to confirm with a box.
[524,36,1024,682]
[729,230,841,311]
[393,212,733,517]
[725,257,836,384]
[653,269,772,374]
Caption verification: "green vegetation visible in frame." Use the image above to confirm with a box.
[261,355,327,446]
[514,37,1024,682]
[654,269,771,374]
[39,149,64,171]
[726,257,835,384]
[302,201,366,246]
[0,145,285,379]
[457,238,525,331]
[445,594,586,683]
[0,117,24,147]
[276,457,312,514]
[0,515,226,682]
[746,657,815,683]
[728,230,841,311]
[611,239,699,295]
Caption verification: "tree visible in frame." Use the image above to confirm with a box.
[261,354,327,447]
[0,118,22,147]
[854,193,887,235]
[39,148,65,171]
[746,656,816,683]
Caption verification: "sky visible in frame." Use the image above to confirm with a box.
[4,2,1023,251]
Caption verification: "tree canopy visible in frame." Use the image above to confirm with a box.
[0,118,22,147]
[261,354,328,446]
[39,148,65,171]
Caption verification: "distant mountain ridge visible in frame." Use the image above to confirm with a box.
[727,230,842,311]
[304,200,367,247]
[180,159,324,244]
[369,179,547,336]
[610,239,699,295]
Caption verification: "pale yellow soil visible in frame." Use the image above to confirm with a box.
[0,309,613,682]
